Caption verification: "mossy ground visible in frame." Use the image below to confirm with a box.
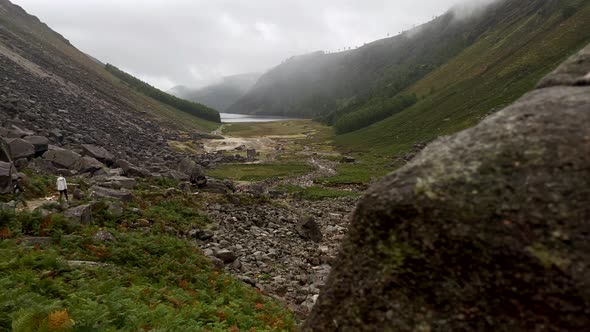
[208,163,313,182]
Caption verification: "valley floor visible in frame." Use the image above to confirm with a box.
[1,118,382,330]
[199,120,365,316]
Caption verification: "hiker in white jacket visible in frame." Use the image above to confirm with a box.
[56,174,69,202]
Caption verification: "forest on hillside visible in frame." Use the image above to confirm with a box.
[106,64,221,123]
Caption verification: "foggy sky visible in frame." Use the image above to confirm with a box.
[11,0,496,90]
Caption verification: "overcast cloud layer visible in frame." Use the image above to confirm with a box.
[12,0,494,90]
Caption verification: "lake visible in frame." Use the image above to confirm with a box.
[220,113,299,123]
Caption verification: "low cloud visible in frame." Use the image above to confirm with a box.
[12,0,494,90]
[451,0,502,21]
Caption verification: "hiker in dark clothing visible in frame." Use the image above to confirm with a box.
[13,176,27,208]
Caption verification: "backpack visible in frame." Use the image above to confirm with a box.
[13,182,23,194]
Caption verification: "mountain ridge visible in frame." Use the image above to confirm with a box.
[169,72,260,112]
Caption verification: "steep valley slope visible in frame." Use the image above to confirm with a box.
[230,0,590,155]
[0,0,219,167]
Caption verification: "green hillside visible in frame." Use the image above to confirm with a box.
[106,64,221,123]
[336,0,590,155]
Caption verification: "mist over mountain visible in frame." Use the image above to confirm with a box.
[168,72,260,112]
[228,0,589,130]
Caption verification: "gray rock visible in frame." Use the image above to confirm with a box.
[105,176,136,189]
[126,165,151,178]
[106,202,124,217]
[200,179,232,194]
[8,125,34,138]
[28,159,58,175]
[209,256,225,270]
[23,136,49,156]
[165,170,190,181]
[75,156,104,173]
[214,249,237,263]
[177,157,204,178]
[92,230,117,242]
[3,138,35,160]
[188,229,214,240]
[296,216,322,243]
[43,148,82,169]
[64,204,92,225]
[90,186,134,202]
[537,43,590,88]
[305,45,590,332]
[177,182,192,193]
[81,144,115,165]
[20,237,53,247]
[73,188,86,201]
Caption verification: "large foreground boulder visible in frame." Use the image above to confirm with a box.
[305,45,590,331]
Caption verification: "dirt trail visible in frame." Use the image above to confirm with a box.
[17,196,59,213]
[203,136,277,153]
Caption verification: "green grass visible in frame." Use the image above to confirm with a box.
[208,163,313,182]
[223,120,327,138]
[277,184,361,200]
[322,157,391,187]
[0,233,294,331]
[336,1,590,157]
[0,183,295,331]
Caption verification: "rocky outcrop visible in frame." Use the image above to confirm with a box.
[305,45,590,331]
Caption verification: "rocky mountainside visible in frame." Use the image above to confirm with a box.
[305,43,590,331]
[170,73,261,112]
[229,0,590,131]
[0,0,219,166]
